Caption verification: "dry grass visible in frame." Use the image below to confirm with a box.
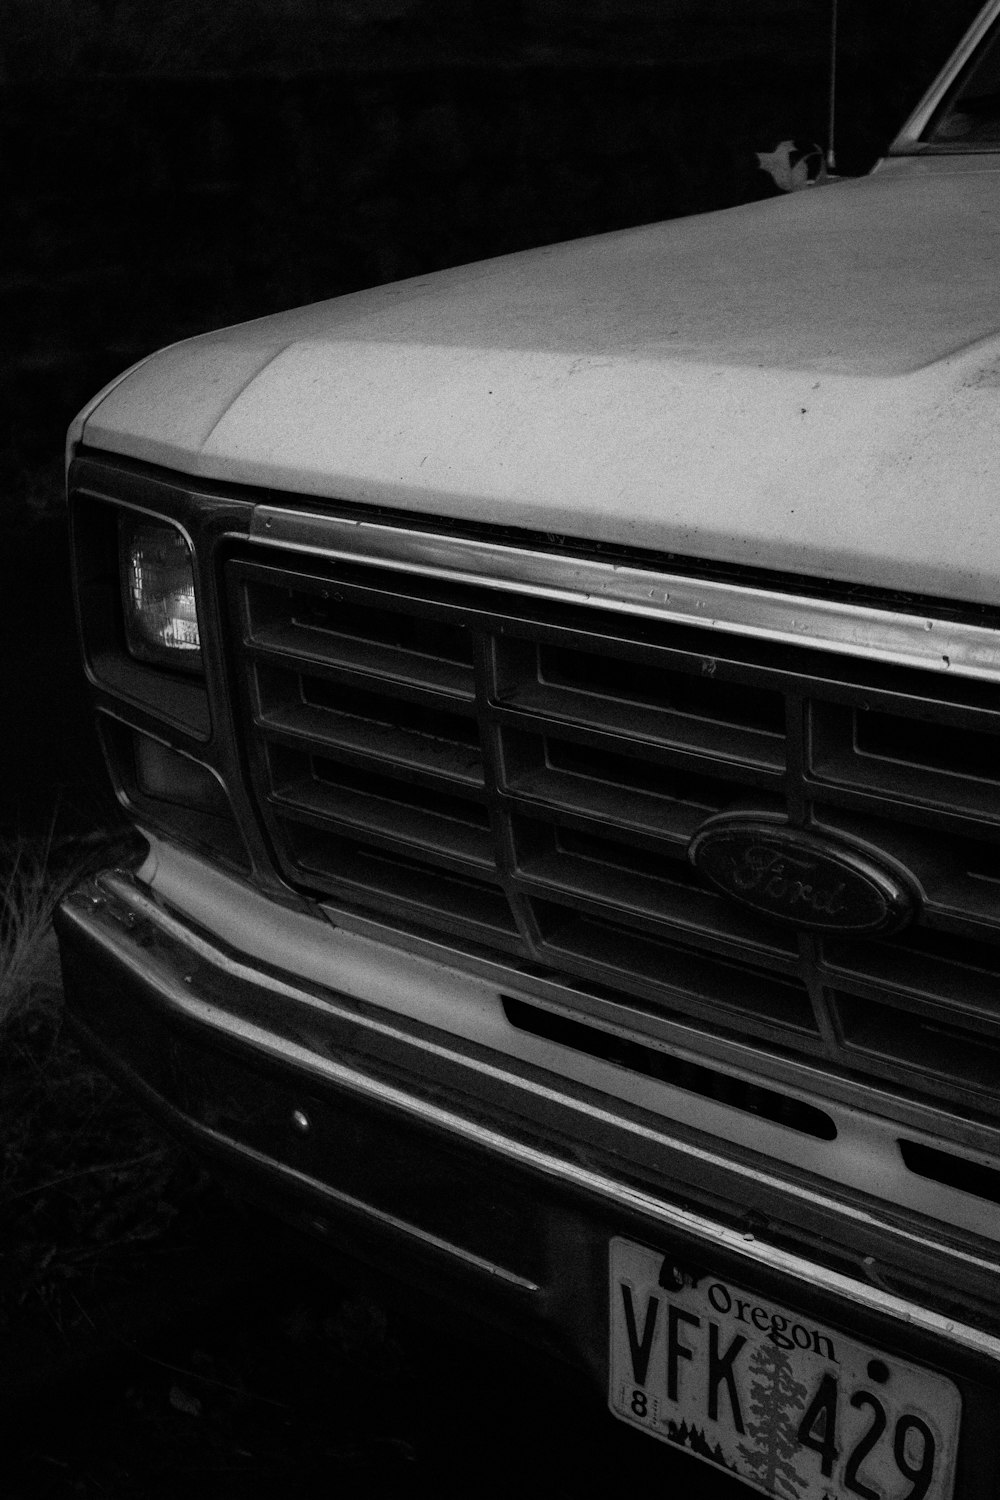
[0,833,66,1030]
[0,827,135,1026]
[0,832,199,1331]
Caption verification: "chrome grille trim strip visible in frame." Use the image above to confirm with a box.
[249,507,1000,682]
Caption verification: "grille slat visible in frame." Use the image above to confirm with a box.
[246,578,475,694]
[257,702,484,785]
[824,927,1000,1022]
[492,703,785,786]
[835,992,1000,1106]
[228,552,1000,1121]
[499,731,759,845]
[534,642,786,733]
[246,623,476,702]
[811,701,1000,829]
[815,807,1000,933]
[512,820,798,962]
[498,679,786,772]
[283,825,519,947]
[254,669,485,787]
[503,770,705,847]
[273,798,494,874]
[268,764,494,871]
[532,904,819,1041]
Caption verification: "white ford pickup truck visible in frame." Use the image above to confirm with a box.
[56,6,1000,1496]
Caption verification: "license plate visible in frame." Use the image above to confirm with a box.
[609,1238,961,1500]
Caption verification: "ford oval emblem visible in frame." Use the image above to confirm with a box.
[688,817,915,934]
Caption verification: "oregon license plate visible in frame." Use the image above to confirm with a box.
[609,1238,961,1500]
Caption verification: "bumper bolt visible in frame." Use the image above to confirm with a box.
[290,1108,311,1135]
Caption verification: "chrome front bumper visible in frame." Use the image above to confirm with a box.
[55,850,1000,1490]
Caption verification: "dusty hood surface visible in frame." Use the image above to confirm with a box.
[81,158,1000,605]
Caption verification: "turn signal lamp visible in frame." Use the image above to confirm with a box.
[133,734,229,815]
[120,515,202,672]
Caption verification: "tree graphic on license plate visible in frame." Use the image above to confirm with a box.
[738,1342,811,1497]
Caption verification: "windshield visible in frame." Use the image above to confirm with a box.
[927,19,1000,145]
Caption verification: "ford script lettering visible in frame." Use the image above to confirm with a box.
[688,819,914,934]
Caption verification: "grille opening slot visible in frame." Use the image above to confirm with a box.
[255,664,484,785]
[270,753,493,865]
[286,593,474,666]
[517,821,798,957]
[284,825,518,937]
[855,709,1000,784]
[502,997,835,1139]
[814,807,1000,924]
[829,923,1000,982]
[551,826,700,885]
[539,644,785,735]
[882,924,1000,979]
[812,703,1000,823]
[302,679,480,744]
[899,1140,1000,1207]
[264,745,493,864]
[545,739,729,808]
[246,583,475,698]
[824,925,1000,1016]
[502,731,782,845]
[534,903,815,1033]
[836,992,1000,1094]
[307,754,491,829]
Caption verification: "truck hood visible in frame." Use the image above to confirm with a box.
[81,158,1000,606]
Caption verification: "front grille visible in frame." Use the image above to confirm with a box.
[228,550,1000,1120]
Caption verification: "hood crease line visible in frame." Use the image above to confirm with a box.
[199,342,296,451]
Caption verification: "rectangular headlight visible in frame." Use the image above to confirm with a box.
[119,514,202,672]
